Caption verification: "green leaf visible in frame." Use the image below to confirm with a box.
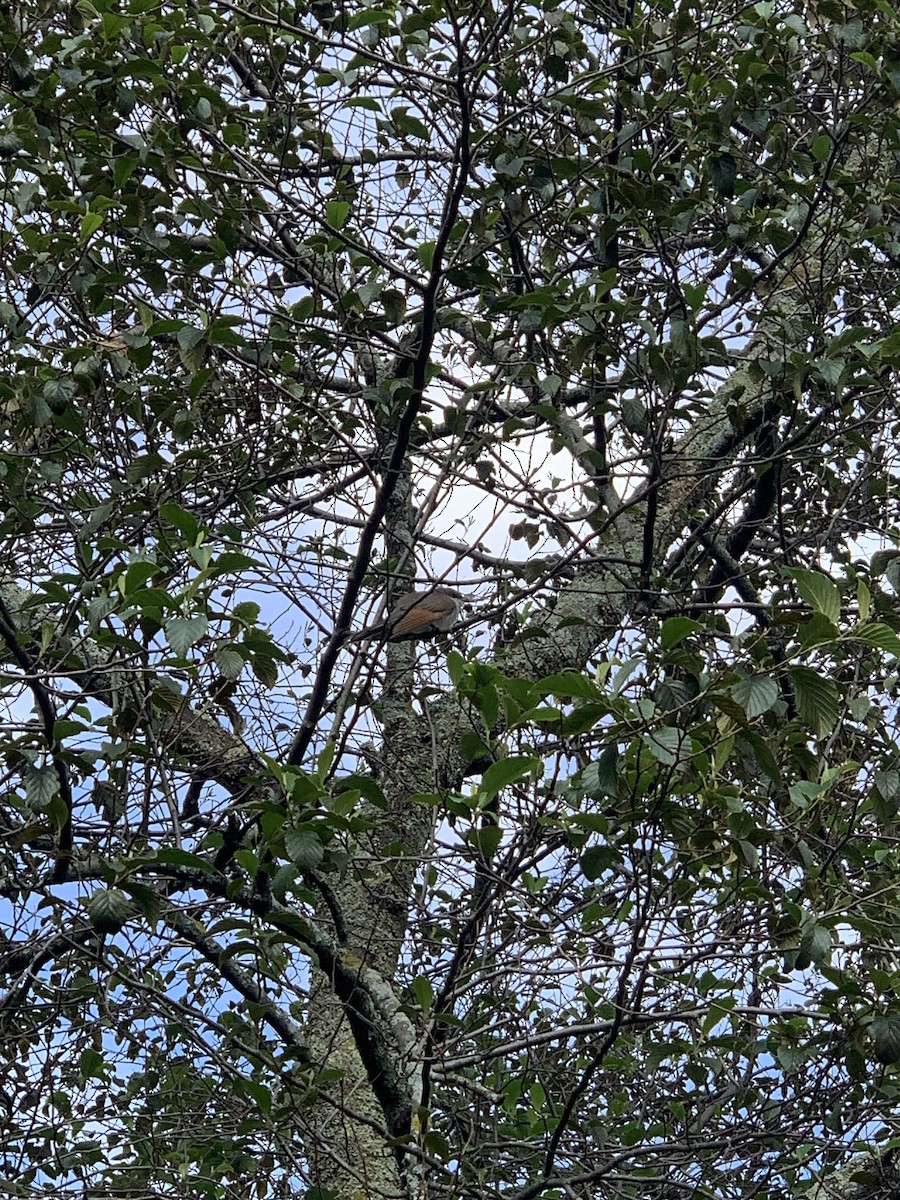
[790,568,840,624]
[159,503,201,543]
[177,326,206,351]
[857,578,871,621]
[797,920,832,969]
[155,848,218,873]
[391,107,429,140]
[798,610,840,649]
[284,828,325,870]
[810,132,832,162]
[123,560,158,594]
[412,975,433,1011]
[642,725,682,765]
[53,718,89,741]
[480,756,540,799]
[580,844,617,880]
[661,617,702,650]
[788,667,839,737]
[165,615,209,657]
[848,622,900,657]
[870,548,900,577]
[126,452,166,484]
[539,671,601,699]
[214,648,245,678]
[460,731,491,763]
[730,675,779,719]
[560,701,610,735]
[741,731,781,784]
[875,769,900,799]
[251,654,279,687]
[710,152,736,196]
[474,682,499,728]
[79,1048,109,1081]
[271,863,299,903]
[80,211,104,241]
[87,887,132,935]
[472,823,502,856]
[127,587,175,613]
[447,650,465,687]
[23,763,58,810]
[871,1014,900,1064]
[582,743,618,798]
[232,601,261,625]
[43,377,76,412]
[326,200,350,229]
[121,881,163,923]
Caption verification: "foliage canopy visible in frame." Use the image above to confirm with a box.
[4,0,900,1196]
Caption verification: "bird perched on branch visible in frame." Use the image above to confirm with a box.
[349,587,465,642]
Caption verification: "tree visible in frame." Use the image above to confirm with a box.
[4,0,900,1195]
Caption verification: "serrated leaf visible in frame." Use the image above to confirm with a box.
[232,600,261,624]
[382,288,406,325]
[731,675,779,719]
[165,615,208,657]
[28,394,53,427]
[475,682,499,728]
[874,769,900,799]
[92,779,124,823]
[121,881,162,924]
[848,622,900,657]
[88,594,118,627]
[43,376,76,411]
[870,549,900,577]
[87,887,132,935]
[798,611,839,649]
[620,394,648,433]
[788,667,839,737]
[446,649,465,687]
[643,725,682,765]
[871,1014,900,1064]
[214,648,245,679]
[251,654,278,687]
[284,828,325,870]
[127,587,174,612]
[790,568,840,624]
[271,863,298,903]
[744,724,787,782]
[209,551,262,575]
[797,921,832,968]
[23,763,59,810]
[560,701,609,735]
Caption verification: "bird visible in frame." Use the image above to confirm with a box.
[349,587,466,642]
